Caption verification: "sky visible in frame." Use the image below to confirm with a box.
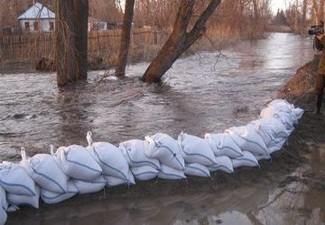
[270,0,289,15]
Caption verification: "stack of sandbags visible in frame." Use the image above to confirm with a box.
[86,131,134,187]
[52,144,103,203]
[178,132,234,176]
[225,124,270,161]
[146,133,186,180]
[255,99,304,154]
[205,132,259,169]
[119,139,160,181]
[0,161,39,208]
[19,147,73,205]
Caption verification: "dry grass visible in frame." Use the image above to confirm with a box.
[278,56,319,111]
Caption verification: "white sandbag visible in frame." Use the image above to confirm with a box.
[86,132,130,181]
[250,118,290,146]
[291,107,304,122]
[207,156,234,173]
[231,151,259,168]
[0,161,36,196]
[0,185,8,211]
[249,118,289,154]
[72,176,106,194]
[226,124,270,158]
[260,99,298,129]
[158,164,186,180]
[130,165,159,181]
[178,132,217,166]
[266,137,287,154]
[0,206,7,225]
[119,139,161,169]
[7,184,40,209]
[184,163,211,178]
[41,181,78,204]
[205,133,243,158]
[54,144,102,181]
[145,133,185,170]
[254,154,272,161]
[19,147,69,193]
[105,170,135,187]
[260,107,294,131]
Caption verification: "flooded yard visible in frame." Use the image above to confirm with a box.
[1,33,324,224]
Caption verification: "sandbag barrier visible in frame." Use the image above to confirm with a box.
[0,99,304,224]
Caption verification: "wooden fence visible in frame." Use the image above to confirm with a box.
[0,28,169,61]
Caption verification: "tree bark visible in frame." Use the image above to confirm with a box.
[115,0,135,77]
[141,0,221,83]
[56,0,89,87]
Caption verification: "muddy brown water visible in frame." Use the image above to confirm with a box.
[1,33,324,224]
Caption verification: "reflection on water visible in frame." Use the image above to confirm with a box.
[1,33,323,224]
[6,186,270,225]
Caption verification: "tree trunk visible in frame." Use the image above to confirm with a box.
[56,0,89,87]
[115,0,135,77]
[141,0,221,83]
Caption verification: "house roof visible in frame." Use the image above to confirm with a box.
[17,2,55,20]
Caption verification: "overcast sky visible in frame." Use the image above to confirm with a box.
[270,0,289,15]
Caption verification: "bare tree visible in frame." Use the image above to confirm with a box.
[141,0,222,83]
[115,0,135,77]
[55,0,89,87]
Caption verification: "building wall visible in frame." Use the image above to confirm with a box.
[19,18,55,32]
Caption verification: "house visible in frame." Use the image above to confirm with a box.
[17,2,110,33]
[88,17,108,31]
[17,2,55,32]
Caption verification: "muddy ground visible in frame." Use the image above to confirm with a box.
[6,57,325,223]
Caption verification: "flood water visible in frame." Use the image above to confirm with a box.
[1,33,324,224]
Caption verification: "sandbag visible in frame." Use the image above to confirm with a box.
[249,118,289,154]
[231,151,259,168]
[105,170,135,187]
[207,156,234,173]
[0,161,36,196]
[0,206,6,225]
[266,138,287,154]
[130,165,159,181]
[19,147,69,193]
[260,107,294,132]
[54,144,102,181]
[205,133,243,158]
[0,185,7,211]
[72,176,106,194]
[291,107,304,122]
[41,181,78,204]
[250,118,290,145]
[119,139,160,169]
[7,184,40,209]
[145,133,185,170]
[86,132,130,181]
[184,163,211,178]
[226,124,270,158]
[158,164,186,180]
[178,132,217,166]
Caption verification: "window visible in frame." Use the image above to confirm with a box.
[34,22,39,31]
[25,22,30,31]
[49,22,54,31]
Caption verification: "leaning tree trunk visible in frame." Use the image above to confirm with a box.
[56,0,89,87]
[141,0,221,83]
[115,0,135,77]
